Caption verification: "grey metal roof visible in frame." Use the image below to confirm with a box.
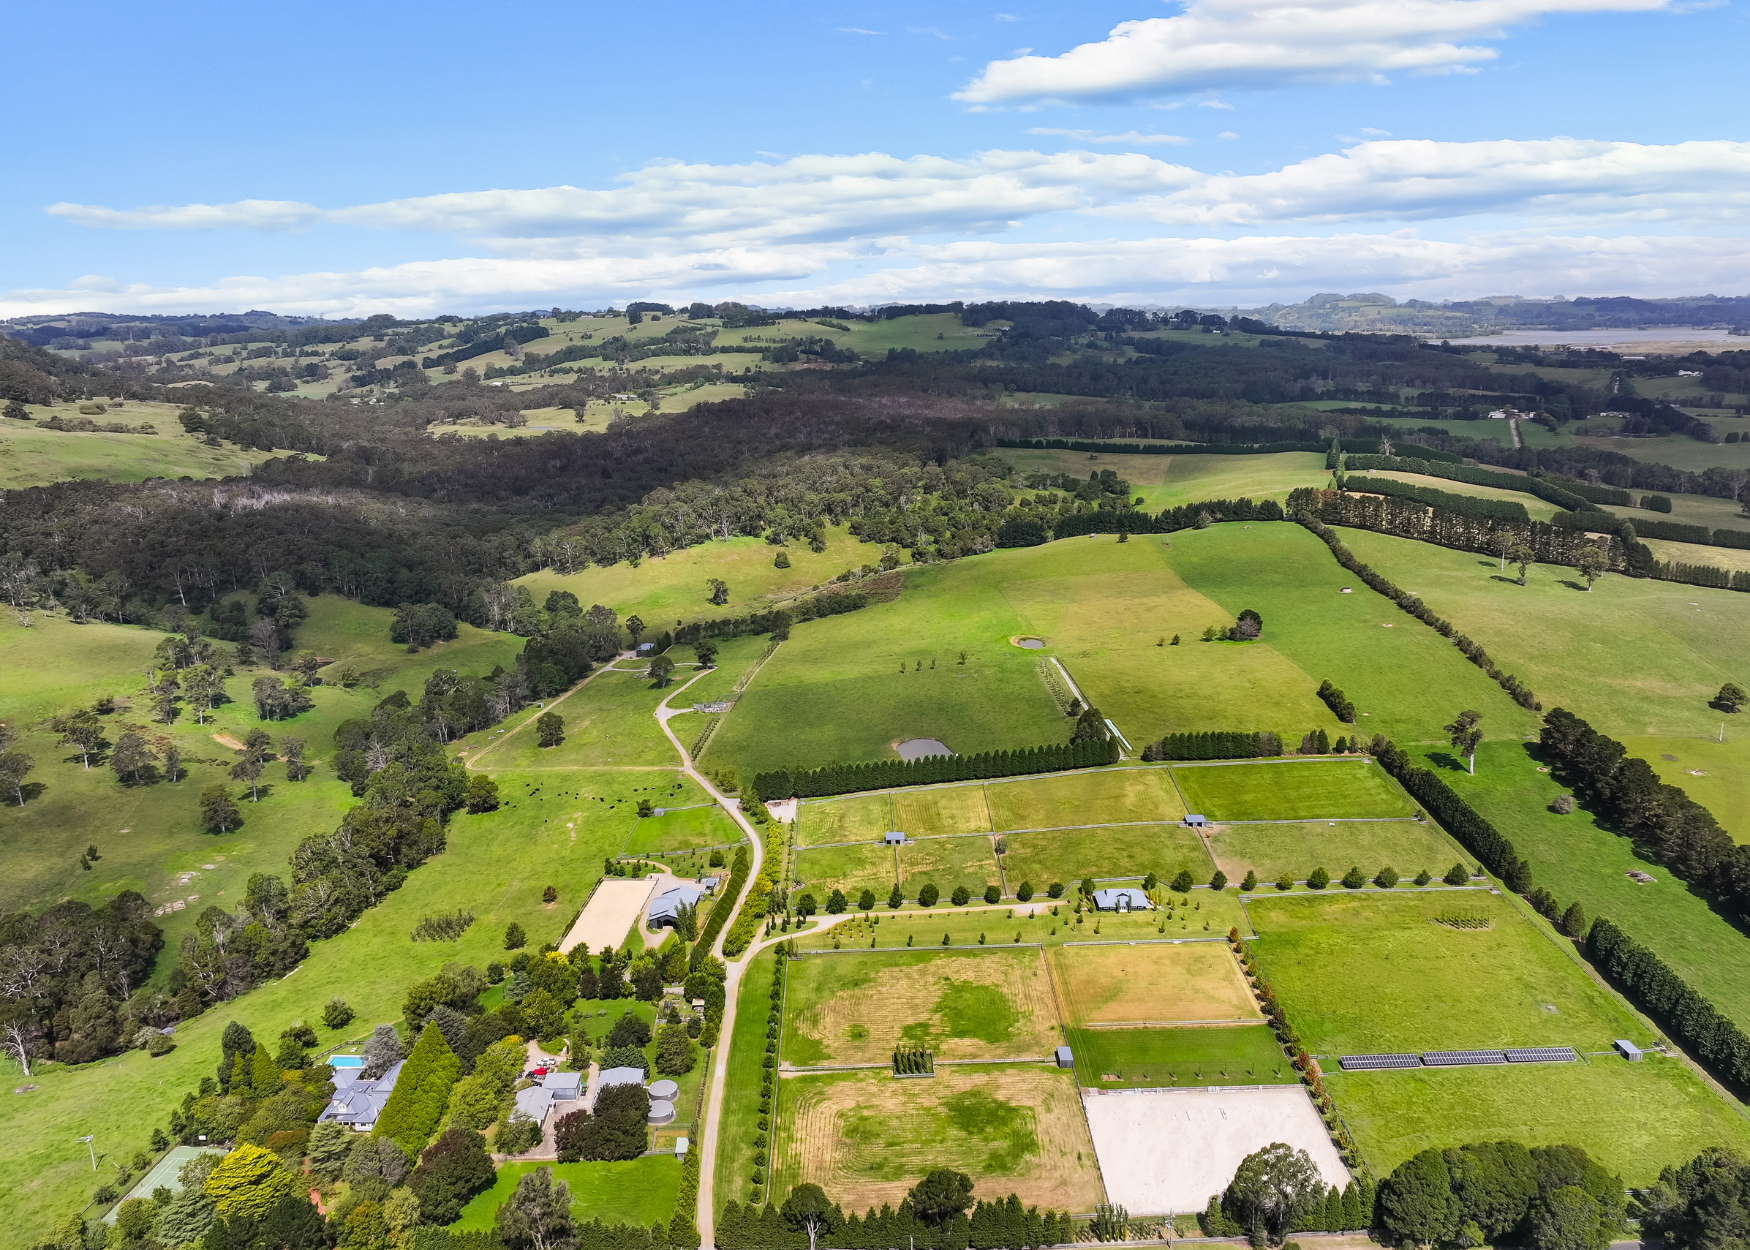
[598,1065,645,1088]
[648,884,704,922]
[516,1085,555,1125]
[542,1070,584,1099]
[883,830,905,844]
[318,1059,404,1127]
[1091,888,1151,910]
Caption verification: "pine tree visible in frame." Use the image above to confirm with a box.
[375,1021,461,1156]
[1342,1182,1362,1231]
[250,1043,280,1091]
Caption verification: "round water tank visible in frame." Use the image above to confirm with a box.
[647,1099,676,1125]
[648,1079,680,1100]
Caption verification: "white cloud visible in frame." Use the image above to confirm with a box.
[1026,127,1192,145]
[954,0,1675,103]
[6,231,1746,318]
[1218,131,1240,139]
[839,26,886,35]
[1090,137,1750,225]
[1361,127,1393,135]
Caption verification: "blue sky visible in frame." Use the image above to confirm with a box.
[3,0,1746,316]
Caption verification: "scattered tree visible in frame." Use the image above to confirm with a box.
[1445,709,1483,774]
[200,784,242,833]
[497,1167,576,1250]
[707,578,729,606]
[648,655,676,687]
[1224,1143,1326,1245]
[909,1168,975,1226]
[504,922,527,950]
[1508,541,1536,586]
[0,752,34,805]
[323,998,355,1029]
[1713,682,1748,713]
[1574,545,1608,591]
[783,1183,834,1250]
[692,639,718,668]
[52,710,105,769]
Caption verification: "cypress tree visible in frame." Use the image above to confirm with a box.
[250,1043,280,1091]
[1342,1182,1362,1230]
[375,1021,461,1157]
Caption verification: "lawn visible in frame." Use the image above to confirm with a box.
[770,1065,1103,1215]
[1249,889,1650,1054]
[1207,820,1467,884]
[797,793,893,847]
[0,765,646,1245]
[454,1156,682,1230]
[470,669,681,770]
[892,785,994,837]
[1326,1058,1750,1187]
[1336,527,1750,746]
[1067,1025,1292,1089]
[1000,824,1211,894]
[1174,760,1414,822]
[1427,740,1750,1032]
[622,804,744,855]
[793,842,899,897]
[897,836,1002,899]
[989,449,1329,514]
[985,767,1186,831]
[1163,523,1545,747]
[790,895,1255,950]
[1049,942,1259,1027]
[0,403,299,487]
[780,946,1061,1066]
[714,948,779,1209]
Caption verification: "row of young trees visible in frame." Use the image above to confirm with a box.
[719,1172,1075,1250]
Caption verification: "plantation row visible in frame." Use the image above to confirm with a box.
[1000,435,1460,463]
[715,1188,1078,1250]
[753,737,1120,800]
[1343,475,1530,523]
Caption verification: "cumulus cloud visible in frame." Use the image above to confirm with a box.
[954,0,1675,102]
[1026,127,1192,145]
[1091,137,1750,225]
[5,231,1748,319]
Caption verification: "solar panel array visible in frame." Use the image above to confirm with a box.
[1421,1050,1508,1067]
[1339,1053,1422,1071]
[1505,1047,1578,1064]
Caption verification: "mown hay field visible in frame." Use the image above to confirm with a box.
[1049,942,1258,1027]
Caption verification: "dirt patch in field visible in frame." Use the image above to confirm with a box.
[789,949,1060,1066]
[777,1066,1104,1214]
[210,733,245,751]
[1051,943,1260,1026]
[559,876,659,954]
[1084,1086,1349,1214]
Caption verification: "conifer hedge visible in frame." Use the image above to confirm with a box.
[716,1192,1077,1249]
[754,737,1119,800]
[1143,731,1277,761]
[690,845,751,969]
[373,1021,461,1157]
[1344,475,1530,523]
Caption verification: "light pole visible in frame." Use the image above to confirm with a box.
[77,1134,95,1171]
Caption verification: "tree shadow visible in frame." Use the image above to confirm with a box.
[1488,575,1524,586]
[1556,580,1587,593]
[1426,751,1466,772]
[9,781,47,806]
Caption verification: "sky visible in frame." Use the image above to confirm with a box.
[2,0,1746,317]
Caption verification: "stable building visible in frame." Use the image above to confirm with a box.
[648,883,704,929]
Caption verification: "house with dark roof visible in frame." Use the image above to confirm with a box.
[318,1059,405,1130]
[648,883,704,928]
[1091,888,1151,912]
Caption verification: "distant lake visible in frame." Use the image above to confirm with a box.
[1445,328,1746,349]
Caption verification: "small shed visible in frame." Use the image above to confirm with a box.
[1614,1039,1644,1062]
[515,1084,555,1125]
[883,831,905,845]
[676,1136,689,1156]
[697,875,721,893]
[1184,814,1207,828]
[636,642,656,656]
[1055,1045,1074,1069]
[1092,887,1151,912]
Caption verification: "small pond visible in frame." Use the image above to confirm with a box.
[1014,636,1045,649]
[897,738,952,760]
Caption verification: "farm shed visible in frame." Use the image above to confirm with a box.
[1092,888,1152,912]
[648,883,704,928]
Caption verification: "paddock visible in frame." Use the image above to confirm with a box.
[559,876,660,953]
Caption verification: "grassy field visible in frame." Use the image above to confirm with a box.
[516,528,874,628]
[1337,528,1750,745]
[1251,889,1649,1053]
[892,785,994,837]
[1000,824,1211,893]
[781,946,1060,1066]
[469,668,683,771]
[791,893,1256,950]
[0,762,648,1244]
[1639,537,1750,573]
[1364,471,1564,522]
[1327,1058,1750,1187]
[1601,490,1750,536]
[1174,760,1414,822]
[770,1065,1103,1214]
[1426,741,1750,1031]
[1163,524,1544,747]
[454,1156,682,1230]
[793,842,899,896]
[622,804,745,855]
[1049,942,1258,1026]
[989,449,1329,513]
[0,403,299,487]
[1618,734,1750,841]
[1571,432,1750,473]
[1208,820,1466,883]
[714,948,778,1208]
[897,836,1002,899]
[985,767,1185,831]
[798,793,894,847]
[1067,1024,1291,1088]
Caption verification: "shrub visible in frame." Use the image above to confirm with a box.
[1241,870,1258,892]
[1375,867,1399,889]
[1276,873,1295,891]
[1170,868,1196,893]
[950,886,971,906]
[1414,869,1432,886]
[825,889,847,914]
[1307,868,1330,890]
[1342,866,1366,890]
[919,883,940,906]
[1551,794,1576,815]
[983,885,1000,904]
[504,922,526,950]
[1046,882,1064,898]
[1016,881,1035,902]
[1210,869,1228,891]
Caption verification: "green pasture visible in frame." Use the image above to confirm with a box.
[1363,470,1564,522]
[622,804,744,855]
[1336,528,1750,744]
[798,793,893,847]
[1639,537,1750,573]
[999,825,1210,894]
[893,785,993,837]
[516,527,872,627]
[789,893,1253,949]
[989,449,1329,513]
[1427,740,1750,1032]
[455,1156,682,1230]
[898,836,1002,899]
[1327,1058,1750,1188]
[1619,734,1750,842]
[1601,489,1750,536]
[1207,819,1465,884]
[985,767,1185,831]
[703,547,1082,778]
[300,594,523,697]
[0,765,643,1246]
[667,634,773,706]
[1251,889,1649,1054]
[470,669,680,770]
[1067,1024,1292,1089]
[794,842,899,896]
[1572,431,1750,472]
[1174,760,1413,822]
[714,947,778,1206]
[0,403,296,487]
[1163,523,1544,746]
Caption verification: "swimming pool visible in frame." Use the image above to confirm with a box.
[329,1055,365,1068]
